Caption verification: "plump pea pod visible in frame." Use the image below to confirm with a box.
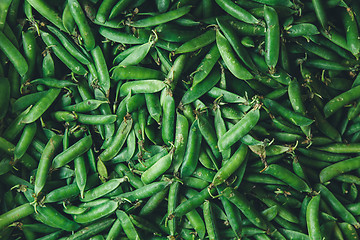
[216,18,256,71]
[139,186,169,216]
[0,203,34,230]
[222,187,268,230]
[145,93,162,123]
[74,155,87,198]
[338,222,360,240]
[203,200,220,240]
[212,143,248,186]
[166,54,187,91]
[306,195,322,240]
[175,29,216,54]
[263,164,311,192]
[108,0,133,19]
[198,112,221,160]
[106,219,122,240]
[316,184,360,228]
[171,112,189,173]
[167,181,180,236]
[264,5,280,72]
[29,78,76,89]
[263,98,314,127]
[74,200,119,224]
[216,29,253,80]
[182,67,221,104]
[76,113,117,125]
[312,0,328,30]
[63,100,107,113]
[215,0,260,25]
[21,30,38,83]
[91,46,111,96]
[25,0,65,31]
[40,31,87,75]
[141,151,173,184]
[0,31,28,77]
[116,210,142,240]
[66,218,114,240]
[161,92,175,146]
[0,77,10,120]
[323,85,360,118]
[98,117,133,161]
[95,0,118,23]
[131,6,191,28]
[52,135,92,168]
[183,203,206,239]
[155,23,198,43]
[180,119,202,178]
[44,183,79,203]
[218,108,259,152]
[99,27,147,45]
[14,122,37,160]
[316,143,360,153]
[320,155,360,183]
[82,177,128,202]
[68,0,95,51]
[0,0,11,30]
[34,135,63,196]
[118,41,152,67]
[120,80,166,97]
[111,66,164,81]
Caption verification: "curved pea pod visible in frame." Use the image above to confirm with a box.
[323,85,360,118]
[222,187,268,230]
[315,184,360,228]
[182,67,221,104]
[306,195,322,240]
[81,177,128,202]
[131,6,191,28]
[30,78,76,89]
[91,46,111,96]
[119,80,166,97]
[198,112,221,160]
[0,77,10,120]
[141,151,173,184]
[215,0,260,25]
[315,143,360,154]
[34,135,63,196]
[264,5,280,72]
[116,210,142,240]
[218,108,259,152]
[107,0,133,20]
[63,100,107,113]
[343,8,360,58]
[263,98,313,127]
[99,27,147,45]
[171,112,189,173]
[68,0,95,51]
[263,164,311,192]
[180,119,202,178]
[77,113,117,125]
[73,200,119,224]
[320,155,360,183]
[286,23,319,37]
[145,93,162,124]
[155,23,198,43]
[111,66,164,81]
[98,117,133,162]
[207,87,247,104]
[0,203,34,230]
[175,29,216,54]
[118,41,152,67]
[212,144,248,186]
[52,135,92,169]
[161,92,175,146]
[66,218,114,240]
[14,122,37,160]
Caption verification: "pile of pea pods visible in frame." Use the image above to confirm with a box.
[3,0,360,239]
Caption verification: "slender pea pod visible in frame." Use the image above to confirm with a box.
[145,93,162,123]
[304,58,351,71]
[40,31,87,75]
[212,144,247,186]
[215,0,260,24]
[52,135,92,168]
[95,0,118,23]
[21,30,38,83]
[98,117,133,161]
[180,119,202,178]
[0,0,12,30]
[312,0,328,30]
[184,204,206,240]
[63,2,76,35]
[264,5,280,72]
[34,135,62,196]
[167,181,180,237]
[91,46,111,96]
[76,113,116,125]
[216,18,256,71]
[108,0,133,19]
[74,200,119,224]
[25,0,65,31]
[99,27,148,45]
[0,31,28,77]
[141,151,173,184]
[30,78,76,89]
[63,100,107,113]
[74,155,87,198]
[170,112,189,173]
[0,203,34,230]
[315,184,360,228]
[324,85,360,118]
[216,29,253,80]
[42,51,55,78]
[139,186,168,216]
[161,92,175,146]
[218,108,259,152]
[166,54,187,91]
[14,122,37,160]
[106,219,122,240]
[118,41,152,67]
[203,200,220,240]
[131,6,191,28]
[306,195,322,240]
[120,80,166,97]
[182,67,221,104]
[316,143,360,153]
[338,222,360,240]
[175,29,216,54]
[198,112,220,160]
[155,23,198,43]
[66,218,114,240]
[68,0,95,51]
[251,0,294,7]
[320,156,360,183]
[116,210,142,240]
[47,25,90,65]
[112,66,164,81]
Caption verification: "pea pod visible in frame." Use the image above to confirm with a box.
[264,5,280,72]
[215,0,260,25]
[324,85,360,118]
[14,122,37,160]
[74,200,119,224]
[0,203,34,230]
[141,151,173,184]
[120,80,166,97]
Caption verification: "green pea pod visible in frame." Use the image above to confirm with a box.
[98,117,133,161]
[118,42,152,67]
[155,23,199,43]
[141,151,173,184]
[216,29,253,80]
[312,0,328,30]
[207,87,247,104]
[0,203,34,230]
[215,0,260,25]
[120,80,166,97]
[108,0,133,19]
[145,93,162,123]
[68,0,95,51]
[116,210,142,240]
[162,92,176,146]
[52,135,92,169]
[74,200,119,224]
[30,78,77,88]
[182,67,221,104]
[74,155,87,198]
[198,112,221,160]
[14,122,37,160]
[0,77,10,120]
[218,108,259,152]
[286,23,319,37]
[264,5,280,72]
[82,177,128,202]
[99,27,148,45]
[91,46,111,96]
[77,113,117,125]
[63,2,76,35]
[95,0,118,23]
[316,143,360,153]
[324,85,360,118]
[63,100,107,113]
[66,218,114,240]
[111,66,164,81]
[320,155,360,183]
[175,29,216,54]
[131,6,191,28]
